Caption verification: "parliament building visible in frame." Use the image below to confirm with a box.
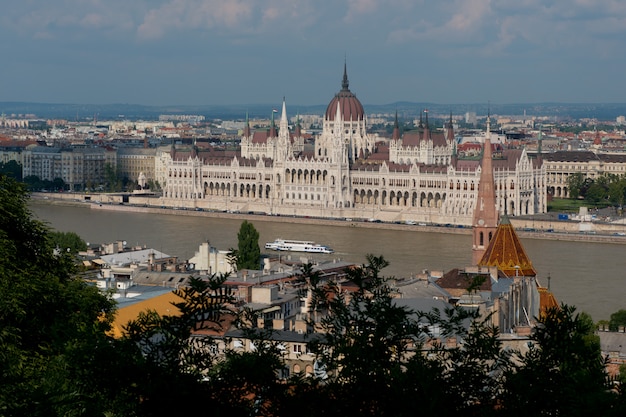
[160,65,546,225]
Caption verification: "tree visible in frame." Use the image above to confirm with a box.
[567,172,586,199]
[48,230,88,254]
[500,305,612,416]
[104,163,123,192]
[294,254,511,416]
[0,174,133,416]
[236,220,260,270]
[609,179,626,208]
[585,182,608,205]
[0,160,22,180]
[609,309,626,331]
[226,247,239,272]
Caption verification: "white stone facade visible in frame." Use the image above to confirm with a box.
[161,70,547,225]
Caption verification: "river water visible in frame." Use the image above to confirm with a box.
[30,202,625,322]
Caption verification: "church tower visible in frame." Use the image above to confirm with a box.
[472,115,499,265]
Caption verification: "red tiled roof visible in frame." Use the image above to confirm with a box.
[436,268,493,298]
[478,216,537,277]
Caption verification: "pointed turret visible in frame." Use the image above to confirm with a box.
[268,109,277,138]
[191,137,198,158]
[342,59,349,91]
[472,114,498,265]
[392,110,401,140]
[280,97,288,132]
[593,127,602,146]
[478,215,537,277]
[422,109,431,141]
[294,113,302,138]
[445,111,455,143]
[243,111,251,138]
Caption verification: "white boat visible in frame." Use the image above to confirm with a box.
[264,239,334,254]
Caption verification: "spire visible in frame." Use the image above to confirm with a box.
[537,128,543,163]
[280,97,288,125]
[294,112,302,137]
[279,97,289,137]
[392,110,401,140]
[342,59,349,91]
[472,113,498,265]
[422,109,431,141]
[243,111,251,137]
[418,109,423,129]
[269,109,277,138]
[446,110,455,143]
[335,99,342,124]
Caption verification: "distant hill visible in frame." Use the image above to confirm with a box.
[2,101,626,121]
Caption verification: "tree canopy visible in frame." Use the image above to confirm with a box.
[48,230,88,254]
[236,220,260,270]
[0,175,126,416]
[2,173,626,416]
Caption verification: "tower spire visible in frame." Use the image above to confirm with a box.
[342,59,349,91]
[392,109,400,140]
[423,109,431,141]
[472,111,498,265]
[269,108,277,138]
[280,97,288,132]
[243,111,251,137]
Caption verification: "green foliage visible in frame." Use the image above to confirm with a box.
[22,174,68,192]
[104,163,130,192]
[609,181,626,208]
[547,197,593,212]
[236,220,260,270]
[3,173,626,415]
[226,247,239,272]
[501,305,611,417]
[609,309,626,331]
[566,172,587,199]
[0,174,125,416]
[0,160,22,180]
[586,182,608,204]
[566,172,626,208]
[48,230,88,254]
[298,254,512,416]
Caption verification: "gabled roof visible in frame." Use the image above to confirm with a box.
[478,215,537,277]
[435,268,493,298]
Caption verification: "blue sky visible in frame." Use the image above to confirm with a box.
[2,0,626,106]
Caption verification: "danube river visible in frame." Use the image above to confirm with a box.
[30,201,625,322]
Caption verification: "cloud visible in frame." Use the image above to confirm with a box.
[344,0,378,22]
[136,0,320,40]
[2,1,138,40]
[137,0,253,40]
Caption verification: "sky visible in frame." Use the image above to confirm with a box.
[2,0,626,107]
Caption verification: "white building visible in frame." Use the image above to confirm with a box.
[188,241,235,275]
[159,65,546,225]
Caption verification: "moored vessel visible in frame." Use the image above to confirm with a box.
[265,239,334,254]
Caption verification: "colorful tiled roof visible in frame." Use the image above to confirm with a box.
[478,215,537,277]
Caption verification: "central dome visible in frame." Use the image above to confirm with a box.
[325,64,364,122]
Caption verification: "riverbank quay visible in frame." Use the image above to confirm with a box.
[29,192,626,245]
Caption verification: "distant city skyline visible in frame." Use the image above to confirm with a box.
[2,1,626,107]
